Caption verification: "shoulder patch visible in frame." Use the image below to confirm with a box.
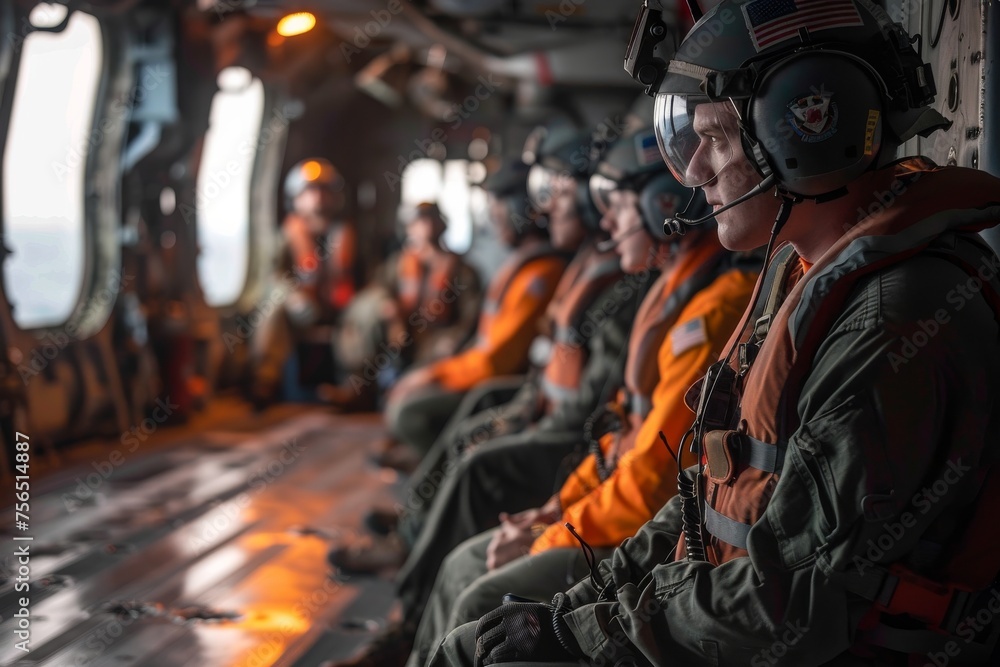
[671,316,708,356]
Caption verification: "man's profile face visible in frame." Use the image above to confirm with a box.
[548,174,586,251]
[686,102,781,251]
[599,189,654,273]
[406,215,436,250]
[294,185,341,229]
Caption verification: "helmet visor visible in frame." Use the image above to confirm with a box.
[653,94,737,188]
[527,163,555,212]
[589,173,618,215]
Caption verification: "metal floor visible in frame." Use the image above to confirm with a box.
[2,411,403,667]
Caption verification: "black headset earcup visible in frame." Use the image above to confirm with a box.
[577,180,601,230]
[639,173,688,241]
[507,193,544,238]
[748,51,885,197]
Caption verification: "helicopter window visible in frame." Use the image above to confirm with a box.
[399,158,475,254]
[2,10,102,329]
[195,66,264,307]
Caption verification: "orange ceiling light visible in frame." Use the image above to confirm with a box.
[277,12,316,37]
[301,160,323,181]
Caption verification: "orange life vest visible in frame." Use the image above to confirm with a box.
[396,248,460,325]
[677,160,1000,659]
[539,243,624,413]
[286,215,357,311]
[475,242,569,345]
[603,236,733,465]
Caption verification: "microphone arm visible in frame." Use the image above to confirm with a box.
[664,175,777,236]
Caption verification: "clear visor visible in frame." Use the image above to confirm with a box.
[589,173,618,215]
[527,164,555,212]
[653,94,738,188]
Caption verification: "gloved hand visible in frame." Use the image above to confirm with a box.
[474,594,581,666]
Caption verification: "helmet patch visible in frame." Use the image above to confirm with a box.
[654,192,682,217]
[743,0,865,52]
[786,93,839,142]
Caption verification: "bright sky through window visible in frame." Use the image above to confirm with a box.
[195,67,264,307]
[3,10,102,329]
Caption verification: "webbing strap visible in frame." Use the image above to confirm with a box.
[744,435,782,473]
[753,245,799,344]
[704,505,751,551]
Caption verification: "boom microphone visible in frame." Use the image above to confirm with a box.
[663,175,777,236]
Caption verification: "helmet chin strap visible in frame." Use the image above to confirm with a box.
[664,174,777,236]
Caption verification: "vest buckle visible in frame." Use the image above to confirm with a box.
[875,564,975,631]
[738,342,759,375]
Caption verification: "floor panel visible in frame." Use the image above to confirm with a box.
[3,411,401,667]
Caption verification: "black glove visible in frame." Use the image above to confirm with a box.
[474,594,581,666]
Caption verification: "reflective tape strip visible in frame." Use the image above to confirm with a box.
[705,505,751,551]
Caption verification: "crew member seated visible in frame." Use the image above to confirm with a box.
[331,202,482,407]
[411,124,758,667]
[381,159,569,457]
[250,157,361,405]
[326,121,634,582]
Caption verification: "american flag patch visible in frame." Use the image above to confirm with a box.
[671,317,708,356]
[742,0,864,52]
[635,130,661,167]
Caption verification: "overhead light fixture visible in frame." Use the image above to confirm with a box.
[301,160,323,182]
[277,12,316,37]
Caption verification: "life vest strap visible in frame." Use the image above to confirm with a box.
[704,432,783,483]
[704,504,751,551]
[744,434,783,474]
